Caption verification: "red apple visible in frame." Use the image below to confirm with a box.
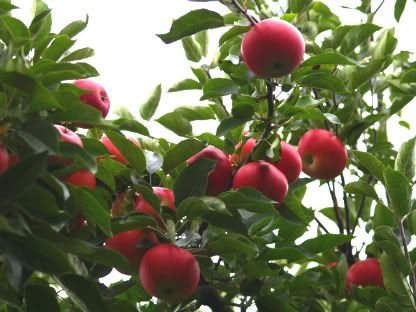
[100,136,140,165]
[233,161,288,204]
[230,139,301,183]
[297,129,348,180]
[0,144,9,174]
[54,125,83,147]
[229,138,256,166]
[275,141,302,184]
[61,169,96,189]
[106,229,158,268]
[187,146,232,196]
[74,216,86,233]
[241,19,305,78]
[135,187,176,226]
[139,244,200,303]
[346,259,384,293]
[111,192,128,217]
[74,79,110,118]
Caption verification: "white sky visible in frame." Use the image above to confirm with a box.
[10,0,416,308]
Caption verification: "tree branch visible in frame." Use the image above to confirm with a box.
[262,80,275,140]
[327,181,344,233]
[231,0,257,26]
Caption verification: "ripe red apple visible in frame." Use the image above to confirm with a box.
[230,139,301,183]
[100,136,140,165]
[233,161,288,204]
[139,244,200,303]
[229,138,256,166]
[241,19,305,78]
[61,169,96,189]
[187,146,232,196]
[275,141,302,184]
[106,229,159,268]
[346,258,384,293]
[297,129,348,180]
[135,187,176,226]
[74,79,110,118]
[54,125,83,147]
[0,144,9,174]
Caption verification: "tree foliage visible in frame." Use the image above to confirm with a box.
[0,0,415,311]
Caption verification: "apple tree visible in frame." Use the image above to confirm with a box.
[0,0,415,311]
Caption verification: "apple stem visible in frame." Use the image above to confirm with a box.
[231,0,257,26]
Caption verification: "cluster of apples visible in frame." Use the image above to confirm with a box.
[106,185,200,304]
[189,128,348,207]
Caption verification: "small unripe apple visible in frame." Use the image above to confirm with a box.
[100,136,140,165]
[346,258,384,293]
[139,244,200,303]
[0,144,9,174]
[135,187,176,226]
[187,146,232,196]
[275,141,302,184]
[106,229,158,269]
[61,169,96,189]
[233,161,288,204]
[241,19,305,78]
[297,129,348,180]
[74,79,110,118]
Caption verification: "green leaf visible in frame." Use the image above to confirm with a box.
[195,30,208,57]
[111,118,150,136]
[139,84,162,121]
[163,139,205,172]
[373,29,398,59]
[105,130,146,174]
[395,138,416,180]
[340,23,382,55]
[72,188,112,236]
[219,189,276,214]
[381,253,415,309]
[300,73,348,93]
[401,69,416,84]
[41,34,75,61]
[219,26,250,45]
[61,47,95,62]
[176,196,230,220]
[0,152,48,202]
[59,15,88,38]
[348,58,388,90]
[174,105,215,121]
[25,283,59,312]
[384,167,412,218]
[181,36,202,62]
[173,157,216,205]
[168,79,200,92]
[352,150,386,182]
[344,181,379,200]
[300,234,353,254]
[111,215,156,234]
[0,233,75,275]
[206,234,259,255]
[394,0,407,22]
[0,15,30,47]
[375,240,410,275]
[216,116,249,137]
[157,9,224,44]
[201,78,240,100]
[301,52,362,67]
[156,111,192,137]
[57,274,107,312]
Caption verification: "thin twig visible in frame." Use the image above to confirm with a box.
[262,80,275,140]
[351,176,373,235]
[327,181,344,233]
[315,216,330,234]
[231,0,257,26]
